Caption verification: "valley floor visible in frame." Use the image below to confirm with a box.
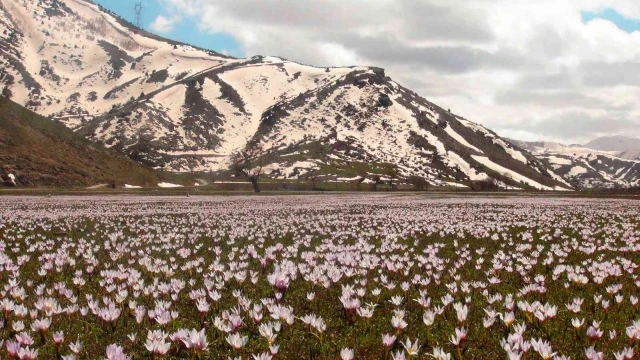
[1,188,639,200]
[0,195,639,359]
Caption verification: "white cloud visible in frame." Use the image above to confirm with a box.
[163,0,640,143]
[149,15,181,33]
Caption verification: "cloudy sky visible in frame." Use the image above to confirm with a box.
[96,0,640,144]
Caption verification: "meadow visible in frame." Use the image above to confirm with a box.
[0,194,639,360]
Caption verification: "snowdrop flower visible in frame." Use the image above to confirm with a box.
[613,347,633,360]
[357,306,375,318]
[31,318,51,333]
[226,333,248,350]
[183,329,208,352]
[229,313,243,332]
[16,333,34,346]
[441,294,454,307]
[423,310,435,327]
[453,303,468,323]
[586,326,603,340]
[414,294,431,309]
[69,340,82,354]
[382,334,396,348]
[626,319,640,340]
[105,344,130,360]
[449,328,467,346]
[502,312,515,327]
[392,316,408,331]
[269,345,279,355]
[259,322,279,344]
[196,298,210,314]
[267,270,290,292]
[53,331,64,345]
[341,297,360,313]
[13,321,25,332]
[144,330,171,356]
[389,296,403,306]
[483,315,496,328]
[400,338,420,357]
[571,318,584,329]
[252,353,272,360]
[18,347,38,360]
[531,339,556,360]
[309,316,326,333]
[430,347,452,360]
[7,341,20,357]
[340,348,354,360]
[584,346,604,360]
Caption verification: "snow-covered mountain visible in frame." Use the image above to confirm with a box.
[616,151,640,162]
[0,0,577,190]
[583,136,640,162]
[508,140,640,189]
[584,136,640,152]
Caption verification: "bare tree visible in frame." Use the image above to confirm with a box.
[489,177,501,192]
[304,170,320,191]
[187,155,199,179]
[230,142,266,193]
[356,173,367,191]
[384,166,399,191]
[502,172,512,191]
[370,175,381,192]
[187,146,199,176]
[409,176,429,191]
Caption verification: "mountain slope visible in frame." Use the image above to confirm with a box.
[616,150,640,161]
[0,96,161,187]
[508,139,640,189]
[584,136,640,152]
[0,0,573,190]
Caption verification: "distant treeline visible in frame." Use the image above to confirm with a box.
[581,186,640,195]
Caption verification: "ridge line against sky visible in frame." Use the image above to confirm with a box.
[93,0,640,145]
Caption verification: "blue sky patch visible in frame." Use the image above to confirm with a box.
[93,0,243,57]
[581,8,640,33]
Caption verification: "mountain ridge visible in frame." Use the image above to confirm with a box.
[584,135,640,152]
[507,139,640,188]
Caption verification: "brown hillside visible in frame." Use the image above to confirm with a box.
[0,96,161,187]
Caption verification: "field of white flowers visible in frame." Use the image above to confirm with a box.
[0,195,639,360]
